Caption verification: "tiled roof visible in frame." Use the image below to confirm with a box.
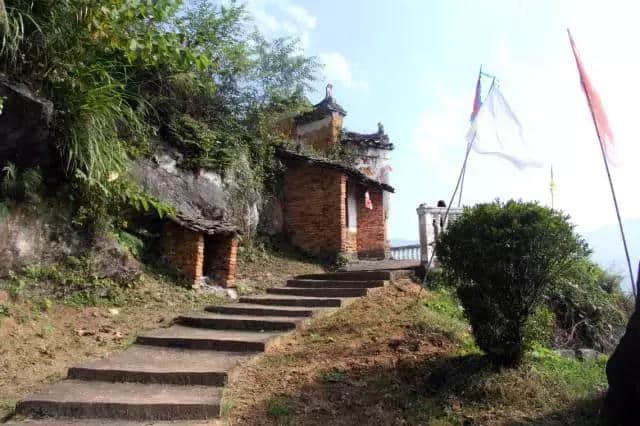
[276,148,394,193]
[170,213,239,235]
[341,124,393,150]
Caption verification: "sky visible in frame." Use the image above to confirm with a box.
[241,0,640,246]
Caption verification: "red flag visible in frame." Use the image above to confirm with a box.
[568,29,616,164]
[364,191,373,210]
[470,70,482,121]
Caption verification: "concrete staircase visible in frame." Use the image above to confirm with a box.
[10,270,409,424]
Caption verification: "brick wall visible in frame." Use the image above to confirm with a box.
[356,187,388,259]
[204,234,238,288]
[283,161,355,258]
[163,221,204,287]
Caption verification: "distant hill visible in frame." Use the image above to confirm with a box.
[583,219,640,293]
[390,238,419,247]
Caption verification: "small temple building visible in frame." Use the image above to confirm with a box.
[277,85,394,260]
[133,152,240,289]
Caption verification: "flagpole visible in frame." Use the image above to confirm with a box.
[593,120,635,297]
[457,155,467,207]
[458,66,484,208]
[422,79,498,286]
[421,130,475,287]
[567,29,636,297]
[550,165,555,210]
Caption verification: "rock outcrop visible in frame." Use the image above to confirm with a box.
[0,205,141,284]
[0,75,54,169]
[0,205,88,276]
[132,141,261,235]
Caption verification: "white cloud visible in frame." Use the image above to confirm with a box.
[318,52,368,91]
[243,1,368,93]
[244,0,316,49]
[410,0,640,232]
[318,52,352,86]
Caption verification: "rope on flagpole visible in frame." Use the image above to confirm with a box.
[457,69,492,208]
[419,133,475,289]
[419,81,498,291]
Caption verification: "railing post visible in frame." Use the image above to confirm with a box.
[417,204,429,264]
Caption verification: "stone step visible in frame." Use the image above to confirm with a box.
[15,380,221,421]
[239,294,344,307]
[67,345,253,386]
[176,313,303,332]
[286,279,385,289]
[205,303,317,317]
[136,325,282,352]
[266,287,367,298]
[296,271,395,281]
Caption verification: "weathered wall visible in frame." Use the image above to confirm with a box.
[349,144,392,184]
[356,187,388,259]
[295,112,343,152]
[205,234,238,288]
[163,221,204,287]
[283,162,353,258]
[133,141,261,236]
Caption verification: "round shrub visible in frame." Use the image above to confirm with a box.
[436,200,587,366]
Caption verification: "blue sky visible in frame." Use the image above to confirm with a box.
[244,0,640,245]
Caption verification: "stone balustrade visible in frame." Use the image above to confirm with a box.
[390,244,421,260]
[417,204,463,265]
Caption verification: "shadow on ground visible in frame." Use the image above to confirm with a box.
[506,396,603,426]
[233,352,603,426]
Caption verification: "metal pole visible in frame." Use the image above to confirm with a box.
[550,165,555,210]
[420,81,498,288]
[457,155,467,207]
[421,125,477,285]
[581,81,636,297]
[567,29,635,297]
[593,128,636,297]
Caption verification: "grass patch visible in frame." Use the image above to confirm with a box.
[529,345,608,396]
[267,396,295,419]
[322,369,348,384]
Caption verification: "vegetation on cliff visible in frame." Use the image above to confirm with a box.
[0,0,318,234]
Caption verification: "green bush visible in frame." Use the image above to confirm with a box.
[545,258,632,352]
[524,306,556,348]
[436,200,587,366]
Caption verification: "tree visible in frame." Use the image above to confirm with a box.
[436,200,587,366]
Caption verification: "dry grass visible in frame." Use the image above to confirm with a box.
[234,239,325,294]
[222,281,607,426]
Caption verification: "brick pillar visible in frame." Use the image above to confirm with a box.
[356,188,387,259]
[204,234,238,288]
[163,221,204,288]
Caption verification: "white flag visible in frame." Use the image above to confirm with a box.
[466,84,542,170]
